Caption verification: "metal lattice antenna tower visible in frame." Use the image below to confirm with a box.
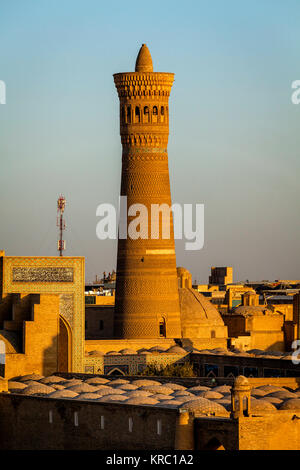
[57,195,66,256]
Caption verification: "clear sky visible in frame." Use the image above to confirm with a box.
[0,0,299,283]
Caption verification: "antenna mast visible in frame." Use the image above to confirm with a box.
[57,195,66,256]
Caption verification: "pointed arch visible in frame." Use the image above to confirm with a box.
[58,315,72,372]
[107,367,126,376]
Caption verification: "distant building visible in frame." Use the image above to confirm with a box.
[209,267,233,286]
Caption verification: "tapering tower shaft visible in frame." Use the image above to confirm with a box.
[113,45,181,339]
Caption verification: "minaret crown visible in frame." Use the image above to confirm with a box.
[135,44,153,73]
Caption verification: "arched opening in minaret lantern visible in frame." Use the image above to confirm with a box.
[127,106,131,123]
[135,106,140,123]
[143,106,149,123]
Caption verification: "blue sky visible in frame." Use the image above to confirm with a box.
[0,0,299,282]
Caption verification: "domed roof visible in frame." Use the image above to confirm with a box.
[279,399,300,410]
[115,383,139,391]
[52,384,66,390]
[197,390,224,400]
[269,390,296,400]
[21,384,55,395]
[96,387,118,396]
[158,400,182,407]
[119,348,137,355]
[63,379,83,387]
[97,394,127,402]
[126,390,152,398]
[67,383,99,393]
[173,391,194,397]
[179,288,225,327]
[109,379,129,386]
[125,397,159,405]
[188,385,211,393]
[234,375,249,387]
[75,393,102,401]
[85,377,109,385]
[164,383,186,391]
[131,379,161,387]
[256,385,286,394]
[234,306,275,317]
[135,44,153,73]
[139,385,173,395]
[213,385,231,394]
[88,350,104,356]
[164,345,187,355]
[16,373,44,382]
[153,393,174,401]
[8,381,27,392]
[180,397,228,416]
[48,389,78,399]
[40,375,66,385]
[251,399,277,411]
[177,267,191,275]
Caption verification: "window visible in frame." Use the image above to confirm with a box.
[161,106,164,115]
[49,410,53,424]
[74,411,79,427]
[100,415,105,430]
[128,417,133,433]
[157,419,162,435]
[211,330,216,338]
[99,320,104,330]
[144,106,149,114]
[121,107,125,123]
[152,106,158,123]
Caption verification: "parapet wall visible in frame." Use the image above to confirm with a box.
[0,393,178,450]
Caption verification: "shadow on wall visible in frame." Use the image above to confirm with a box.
[42,315,72,376]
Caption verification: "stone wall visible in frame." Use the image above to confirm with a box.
[85,305,114,339]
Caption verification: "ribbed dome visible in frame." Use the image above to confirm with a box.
[85,377,109,385]
[135,44,153,72]
[125,397,159,405]
[21,384,55,395]
[40,375,66,385]
[279,399,300,410]
[180,398,228,416]
[48,390,78,399]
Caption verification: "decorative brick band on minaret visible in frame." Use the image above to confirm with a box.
[113,44,182,339]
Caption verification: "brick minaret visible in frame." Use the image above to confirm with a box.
[113,44,182,339]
